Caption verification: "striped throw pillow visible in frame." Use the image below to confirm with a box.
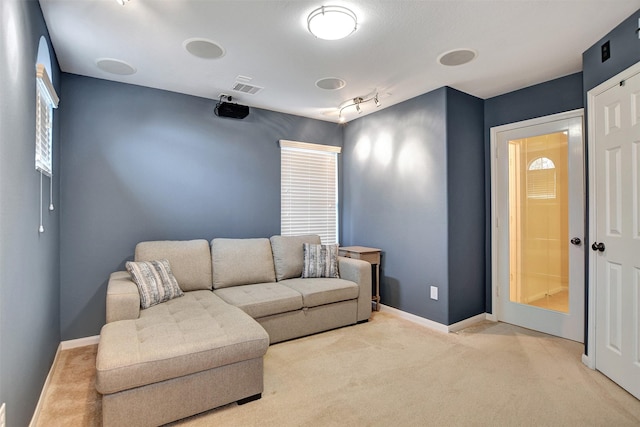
[302,243,340,278]
[126,259,184,309]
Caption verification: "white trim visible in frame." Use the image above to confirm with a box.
[380,305,449,333]
[582,353,595,369]
[279,139,342,153]
[485,312,498,322]
[35,64,59,108]
[448,313,490,332]
[30,336,100,425]
[380,305,493,333]
[60,335,100,350]
[585,60,640,373]
[29,344,61,427]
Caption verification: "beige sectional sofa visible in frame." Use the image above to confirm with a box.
[96,235,372,426]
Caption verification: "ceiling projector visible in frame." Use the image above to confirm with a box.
[215,96,249,119]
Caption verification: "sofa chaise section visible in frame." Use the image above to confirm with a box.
[97,291,269,427]
[98,239,269,427]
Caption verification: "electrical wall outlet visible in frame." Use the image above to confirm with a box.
[430,286,438,300]
[1,402,6,427]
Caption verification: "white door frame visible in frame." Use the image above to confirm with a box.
[584,60,640,369]
[490,108,585,331]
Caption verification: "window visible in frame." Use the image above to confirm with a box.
[35,63,59,233]
[36,63,59,176]
[280,140,341,244]
[527,156,556,199]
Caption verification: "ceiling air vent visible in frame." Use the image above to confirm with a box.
[232,82,263,95]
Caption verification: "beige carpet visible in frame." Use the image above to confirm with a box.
[36,312,640,426]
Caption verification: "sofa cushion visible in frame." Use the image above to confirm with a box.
[125,259,184,309]
[211,238,276,289]
[96,291,269,395]
[280,278,358,308]
[214,282,303,318]
[135,240,212,291]
[270,235,321,281]
[302,243,340,278]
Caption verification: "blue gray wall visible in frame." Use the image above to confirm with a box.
[58,74,342,340]
[342,87,485,325]
[0,1,61,426]
[483,72,584,313]
[583,8,640,92]
[446,88,485,324]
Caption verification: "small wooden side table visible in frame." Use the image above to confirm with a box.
[339,246,382,311]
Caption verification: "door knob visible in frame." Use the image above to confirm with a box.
[570,237,581,245]
[591,242,605,252]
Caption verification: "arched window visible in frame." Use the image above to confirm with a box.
[527,156,556,199]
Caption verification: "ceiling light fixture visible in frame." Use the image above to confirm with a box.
[115,0,130,5]
[338,91,380,122]
[307,5,357,40]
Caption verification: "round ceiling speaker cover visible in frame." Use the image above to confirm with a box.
[183,38,225,59]
[316,77,346,90]
[438,49,477,66]
[95,58,136,75]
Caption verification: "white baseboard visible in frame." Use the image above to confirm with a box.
[30,335,100,426]
[60,335,100,350]
[582,353,595,369]
[380,304,450,333]
[379,305,493,333]
[448,313,490,332]
[29,343,61,427]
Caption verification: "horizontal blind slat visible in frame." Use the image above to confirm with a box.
[281,143,338,245]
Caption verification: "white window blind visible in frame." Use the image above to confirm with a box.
[527,157,556,199]
[35,63,59,177]
[280,140,341,245]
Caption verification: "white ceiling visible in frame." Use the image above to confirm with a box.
[39,0,640,123]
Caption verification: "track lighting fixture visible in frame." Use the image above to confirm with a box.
[337,91,381,122]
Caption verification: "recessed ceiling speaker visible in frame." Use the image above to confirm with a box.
[215,101,249,119]
[183,38,225,59]
[437,49,477,66]
[316,77,346,90]
[95,58,136,75]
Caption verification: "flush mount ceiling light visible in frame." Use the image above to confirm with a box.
[115,0,130,5]
[307,5,357,40]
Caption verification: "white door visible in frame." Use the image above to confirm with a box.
[492,110,585,342]
[588,65,640,399]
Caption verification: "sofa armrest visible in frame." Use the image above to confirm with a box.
[106,271,140,323]
[338,256,372,322]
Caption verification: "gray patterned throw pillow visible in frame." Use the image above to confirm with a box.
[126,259,184,309]
[302,243,340,278]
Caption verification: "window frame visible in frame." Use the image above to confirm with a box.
[279,139,341,245]
[35,63,59,177]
